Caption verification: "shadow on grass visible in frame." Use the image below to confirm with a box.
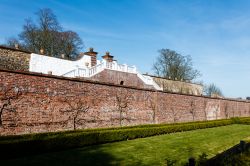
[204,142,250,166]
[0,145,123,166]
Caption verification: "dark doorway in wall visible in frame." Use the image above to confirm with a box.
[120,81,124,85]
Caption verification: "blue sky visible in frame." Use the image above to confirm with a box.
[0,0,250,98]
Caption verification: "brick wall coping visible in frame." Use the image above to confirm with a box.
[0,68,249,103]
[0,45,82,61]
[0,45,31,54]
[143,73,202,86]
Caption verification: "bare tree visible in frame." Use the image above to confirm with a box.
[0,84,24,126]
[149,100,156,123]
[238,103,242,117]
[148,93,158,124]
[243,106,248,117]
[5,8,83,59]
[204,83,223,97]
[214,104,220,120]
[170,107,179,122]
[248,105,250,116]
[203,99,208,120]
[60,96,91,130]
[153,49,201,81]
[231,103,235,118]
[189,100,196,121]
[5,38,24,50]
[114,89,131,127]
[224,102,230,119]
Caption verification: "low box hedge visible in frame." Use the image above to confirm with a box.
[0,117,249,159]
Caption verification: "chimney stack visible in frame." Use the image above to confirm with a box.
[102,51,114,62]
[84,47,98,67]
[61,54,65,59]
[40,48,45,55]
[14,43,19,49]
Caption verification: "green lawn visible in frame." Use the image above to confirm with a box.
[2,124,250,166]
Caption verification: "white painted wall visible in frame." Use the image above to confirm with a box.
[28,53,160,91]
[29,53,91,75]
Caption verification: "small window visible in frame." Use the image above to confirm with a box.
[120,81,124,85]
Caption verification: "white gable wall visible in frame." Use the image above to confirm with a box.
[29,53,91,76]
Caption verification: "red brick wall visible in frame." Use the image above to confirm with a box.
[0,69,249,135]
[90,69,154,89]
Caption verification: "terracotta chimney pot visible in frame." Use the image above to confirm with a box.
[84,47,98,67]
[102,51,114,62]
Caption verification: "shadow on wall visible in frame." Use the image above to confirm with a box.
[1,145,127,166]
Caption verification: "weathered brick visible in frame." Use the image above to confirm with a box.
[0,46,30,71]
[0,69,249,136]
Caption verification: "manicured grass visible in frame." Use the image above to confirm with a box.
[2,124,250,166]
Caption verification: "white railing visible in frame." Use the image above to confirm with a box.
[61,61,162,91]
[62,60,137,78]
[88,63,104,77]
[127,66,136,73]
[104,61,136,73]
[137,73,163,90]
[78,68,87,77]
[62,68,87,78]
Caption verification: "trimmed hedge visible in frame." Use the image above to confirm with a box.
[1,118,250,159]
[235,117,250,125]
[0,118,241,142]
[0,119,234,142]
